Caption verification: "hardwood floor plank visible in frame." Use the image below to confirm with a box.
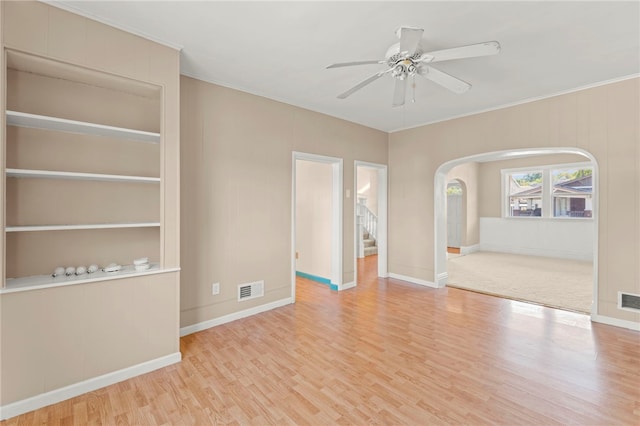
[2,255,639,425]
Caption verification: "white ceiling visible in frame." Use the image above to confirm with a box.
[51,1,640,133]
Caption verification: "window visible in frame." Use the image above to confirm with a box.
[503,163,593,219]
[507,171,543,217]
[552,167,593,218]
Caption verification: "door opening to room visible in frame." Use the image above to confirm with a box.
[292,153,343,300]
[446,180,464,255]
[356,165,379,280]
[354,162,388,287]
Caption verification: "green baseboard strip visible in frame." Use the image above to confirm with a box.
[296,271,337,291]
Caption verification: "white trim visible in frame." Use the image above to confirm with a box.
[479,243,593,262]
[435,272,448,287]
[459,244,480,255]
[331,160,344,287]
[179,297,294,337]
[591,314,640,332]
[339,281,356,291]
[0,352,181,421]
[6,223,161,232]
[388,273,438,288]
[390,74,640,133]
[42,1,183,51]
[6,168,160,183]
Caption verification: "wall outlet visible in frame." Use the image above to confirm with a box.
[212,282,220,295]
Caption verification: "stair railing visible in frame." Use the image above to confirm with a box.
[357,199,378,240]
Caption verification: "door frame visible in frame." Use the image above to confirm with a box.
[446,179,464,250]
[291,152,343,299]
[353,161,388,287]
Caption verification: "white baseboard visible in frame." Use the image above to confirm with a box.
[180,297,294,337]
[388,273,438,288]
[591,314,640,331]
[435,272,448,287]
[340,281,356,291]
[0,352,181,421]
[460,244,480,255]
[480,243,592,262]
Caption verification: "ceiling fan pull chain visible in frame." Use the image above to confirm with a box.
[412,75,416,103]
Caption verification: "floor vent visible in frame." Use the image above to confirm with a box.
[238,280,264,301]
[619,292,640,312]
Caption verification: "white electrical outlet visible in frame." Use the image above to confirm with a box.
[212,282,220,295]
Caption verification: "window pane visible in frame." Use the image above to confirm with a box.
[552,168,593,218]
[507,171,542,217]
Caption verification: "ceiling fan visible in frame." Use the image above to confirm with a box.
[327,27,500,107]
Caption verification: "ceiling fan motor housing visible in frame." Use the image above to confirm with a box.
[386,42,422,80]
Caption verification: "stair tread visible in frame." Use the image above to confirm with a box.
[364,246,378,256]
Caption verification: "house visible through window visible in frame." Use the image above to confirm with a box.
[507,171,543,216]
[552,168,593,217]
[503,163,593,219]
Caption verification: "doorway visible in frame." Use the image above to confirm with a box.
[434,148,598,316]
[291,152,343,299]
[446,180,464,254]
[354,161,388,287]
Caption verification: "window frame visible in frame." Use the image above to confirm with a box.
[501,161,594,220]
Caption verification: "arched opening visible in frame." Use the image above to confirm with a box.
[434,148,598,316]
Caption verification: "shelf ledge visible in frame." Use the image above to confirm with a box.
[6,168,160,183]
[2,265,181,294]
[6,223,161,232]
[6,111,160,143]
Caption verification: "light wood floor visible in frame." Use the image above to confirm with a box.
[3,255,639,425]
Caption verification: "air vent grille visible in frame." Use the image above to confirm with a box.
[619,292,640,312]
[238,280,264,301]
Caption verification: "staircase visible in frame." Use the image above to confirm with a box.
[357,198,378,257]
[362,230,377,256]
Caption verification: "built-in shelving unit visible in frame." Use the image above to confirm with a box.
[6,110,160,143]
[3,49,164,289]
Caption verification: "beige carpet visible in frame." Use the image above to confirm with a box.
[447,251,593,313]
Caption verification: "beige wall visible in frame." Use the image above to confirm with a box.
[1,1,180,408]
[477,154,589,218]
[446,162,479,247]
[295,159,333,280]
[389,78,640,325]
[180,75,387,327]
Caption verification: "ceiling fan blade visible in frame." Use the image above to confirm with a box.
[337,70,390,99]
[418,41,501,63]
[418,66,471,94]
[392,78,407,107]
[326,60,385,69]
[398,27,424,56]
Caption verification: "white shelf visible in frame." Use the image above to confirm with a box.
[6,168,160,183]
[2,264,181,294]
[6,223,160,232]
[6,110,160,143]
